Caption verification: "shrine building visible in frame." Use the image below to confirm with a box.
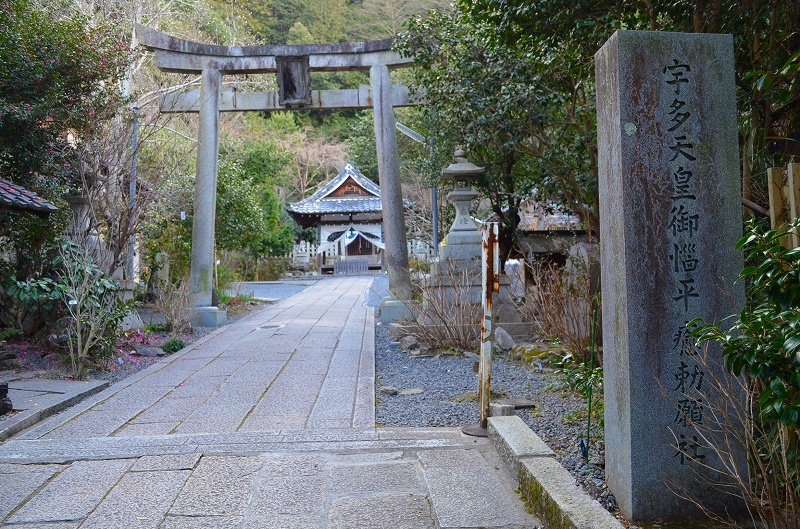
[286,163,388,274]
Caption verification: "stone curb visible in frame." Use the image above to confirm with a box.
[488,416,624,529]
[0,380,109,443]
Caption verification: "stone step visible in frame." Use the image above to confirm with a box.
[0,427,478,464]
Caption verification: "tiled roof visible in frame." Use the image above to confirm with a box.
[287,196,384,215]
[0,178,58,217]
[286,163,383,216]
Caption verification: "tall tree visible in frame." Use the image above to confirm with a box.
[461,0,800,209]
[395,9,550,263]
[0,0,131,277]
[350,0,451,39]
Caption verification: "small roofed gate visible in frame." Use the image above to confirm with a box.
[136,26,416,323]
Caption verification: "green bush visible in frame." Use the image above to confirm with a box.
[145,323,169,333]
[692,218,800,430]
[557,352,604,401]
[161,337,188,354]
[0,327,20,342]
[691,218,800,526]
[5,238,133,377]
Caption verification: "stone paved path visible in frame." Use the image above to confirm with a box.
[0,277,538,529]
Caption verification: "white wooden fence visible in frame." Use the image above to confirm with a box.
[283,239,435,264]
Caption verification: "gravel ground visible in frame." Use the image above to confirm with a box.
[368,276,618,517]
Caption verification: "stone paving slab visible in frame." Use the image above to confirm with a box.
[6,459,133,524]
[424,466,530,529]
[79,469,191,529]
[161,515,243,529]
[0,440,538,527]
[0,463,65,519]
[328,495,436,529]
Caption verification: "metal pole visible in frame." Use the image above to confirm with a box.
[463,221,499,437]
[394,122,439,259]
[127,106,139,281]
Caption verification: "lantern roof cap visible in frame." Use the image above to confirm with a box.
[441,150,484,180]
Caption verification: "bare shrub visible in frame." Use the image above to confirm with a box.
[153,276,193,335]
[520,246,599,363]
[403,262,481,351]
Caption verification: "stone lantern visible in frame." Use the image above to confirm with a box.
[62,193,91,240]
[427,149,522,330]
[439,150,483,260]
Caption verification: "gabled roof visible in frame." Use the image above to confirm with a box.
[286,163,383,218]
[0,178,58,218]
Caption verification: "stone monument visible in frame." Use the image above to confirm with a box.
[595,31,745,520]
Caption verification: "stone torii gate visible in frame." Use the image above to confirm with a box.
[135,25,414,325]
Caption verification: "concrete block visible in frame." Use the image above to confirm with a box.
[489,402,515,417]
[379,297,414,324]
[192,306,227,327]
[488,416,553,476]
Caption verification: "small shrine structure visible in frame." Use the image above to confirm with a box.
[286,163,385,273]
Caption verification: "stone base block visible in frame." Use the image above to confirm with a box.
[120,312,145,331]
[439,242,481,261]
[192,306,227,327]
[489,403,515,417]
[379,297,414,325]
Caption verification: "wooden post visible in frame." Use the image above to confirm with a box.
[479,222,500,429]
[788,163,800,248]
[462,222,499,438]
[768,166,790,247]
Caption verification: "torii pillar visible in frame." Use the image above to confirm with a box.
[371,64,412,320]
[190,68,225,326]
